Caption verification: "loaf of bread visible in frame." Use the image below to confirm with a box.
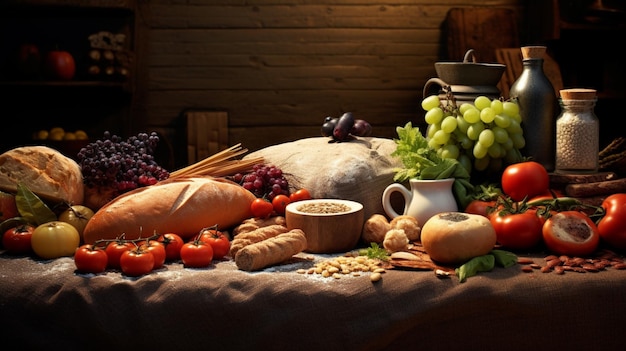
[0,146,84,205]
[230,224,288,257]
[82,176,256,243]
[234,229,307,271]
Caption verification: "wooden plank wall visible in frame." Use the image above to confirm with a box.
[133,0,523,169]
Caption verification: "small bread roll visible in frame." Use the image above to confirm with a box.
[420,212,496,264]
[383,229,409,253]
[390,215,421,241]
[361,214,391,244]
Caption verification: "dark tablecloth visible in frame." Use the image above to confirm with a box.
[1,251,625,351]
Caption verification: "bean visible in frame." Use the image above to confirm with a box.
[521,266,534,273]
[517,257,534,265]
[613,263,626,270]
[370,272,382,282]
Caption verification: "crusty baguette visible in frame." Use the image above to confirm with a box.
[0,146,84,205]
[235,229,308,271]
[82,176,256,244]
[229,224,288,257]
[232,216,287,236]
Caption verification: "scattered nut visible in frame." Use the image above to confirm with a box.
[370,272,382,282]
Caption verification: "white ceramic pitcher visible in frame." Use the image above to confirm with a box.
[382,178,458,226]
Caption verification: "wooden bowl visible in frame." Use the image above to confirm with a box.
[285,199,364,254]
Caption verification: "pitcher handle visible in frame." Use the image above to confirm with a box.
[423,77,449,99]
[382,183,412,219]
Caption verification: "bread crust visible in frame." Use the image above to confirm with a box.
[234,229,307,271]
[232,216,286,236]
[230,224,289,257]
[82,176,256,243]
[0,146,84,205]
[420,212,496,264]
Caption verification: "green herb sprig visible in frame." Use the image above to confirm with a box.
[390,122,474,209]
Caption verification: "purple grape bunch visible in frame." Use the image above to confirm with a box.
[77,131,170,193]
[229,163,290,200]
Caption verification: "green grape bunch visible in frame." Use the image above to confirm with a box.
[421,94,525,175]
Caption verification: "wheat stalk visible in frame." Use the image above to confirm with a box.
[170,143,263,178]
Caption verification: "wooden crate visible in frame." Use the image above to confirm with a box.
[185,110,229,165]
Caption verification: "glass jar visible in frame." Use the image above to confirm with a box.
[555,89,599,173]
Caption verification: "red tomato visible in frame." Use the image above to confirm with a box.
[250,198,273,218]
[464,200,497,218]
[597,193,626,250]
[180,239,213,268]
[2,224,35,254]
[105,240,134,270]
[138,240,166,269]
[199,228,230,259]
[490,210,544,250]
[501,161,549,201]
[120,247,155,277]
[44,49,76,81]
[74,244,108,274]
[542,211,599,256]
[290,188,312,203]
[0,191,19,221]
[157,233,185,261]
[272,194,291,215]
[16,43,41,79]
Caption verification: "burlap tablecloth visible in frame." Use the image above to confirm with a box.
[1,251,625,350]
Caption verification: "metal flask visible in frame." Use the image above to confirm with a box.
[509,46,558,172]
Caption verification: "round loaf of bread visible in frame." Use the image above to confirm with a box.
[0,146,84,205]
[420,212,496,264]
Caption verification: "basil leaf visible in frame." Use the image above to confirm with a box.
[455,254,495,283]
[15,183,57,226]
[491,249,518,268]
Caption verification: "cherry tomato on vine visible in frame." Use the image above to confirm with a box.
[490,210,544,250]
[157,232,185,261]
[120,247,155,277]
[199,228,230,259]
[464,200,497,218]
[180,239,214,268]
[138,239,166,269]
[289,188,312,203]
[272,194,291,215]
[105,240,134,269]
[2,224,35,254]
[250,198,273,218]
[542,211,599,256]
[501,161,549,201]
[74,244,108,274]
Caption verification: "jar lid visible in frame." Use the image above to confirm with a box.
[560,88,597,100]
[521,46,546,60]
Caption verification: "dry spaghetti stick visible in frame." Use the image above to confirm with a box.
[170,143,263,178]
[229,224,289,257]
[235,230,307,271]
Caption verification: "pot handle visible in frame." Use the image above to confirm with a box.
[463,49,477,63]
[423,77,449,98]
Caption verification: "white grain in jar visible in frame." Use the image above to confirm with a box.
[555,89,599,174]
